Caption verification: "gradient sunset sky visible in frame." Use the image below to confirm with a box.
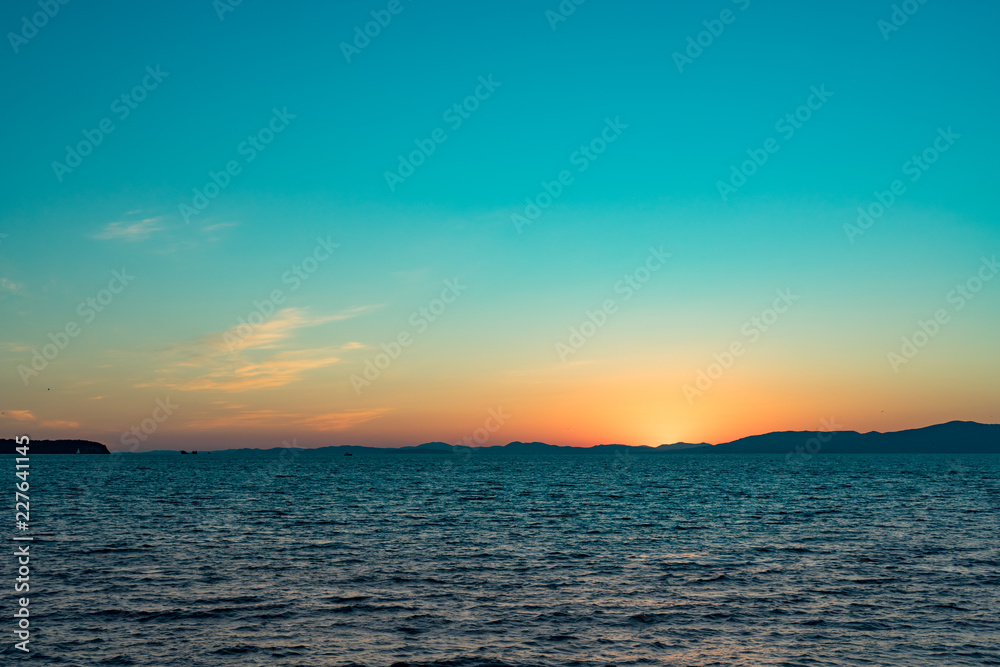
[1,0,998,451]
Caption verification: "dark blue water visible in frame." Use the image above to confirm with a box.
[5,451,999,666]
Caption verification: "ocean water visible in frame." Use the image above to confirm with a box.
[6,451,1000,666]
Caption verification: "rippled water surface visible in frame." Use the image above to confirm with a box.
[6,451,1000,666]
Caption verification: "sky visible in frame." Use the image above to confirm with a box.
[1,0,998,451]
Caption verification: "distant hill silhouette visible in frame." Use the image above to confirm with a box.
[397,422,998,455]
[703,420,999,454]
[656,442,713,452]
[92,421,1000,455]
[397,442,462,452]
[0,439,110,454]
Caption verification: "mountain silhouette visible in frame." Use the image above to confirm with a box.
[17,421,996,455]
[701,420,998,454]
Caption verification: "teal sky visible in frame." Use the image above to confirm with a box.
[1,0,998,449]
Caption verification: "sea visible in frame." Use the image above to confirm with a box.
[5,450,999,666]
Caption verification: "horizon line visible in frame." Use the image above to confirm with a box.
[8,419,997,453]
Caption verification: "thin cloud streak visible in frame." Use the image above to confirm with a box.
[92,217,165,242]
[142,306,380,393]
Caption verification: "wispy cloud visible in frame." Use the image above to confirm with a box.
[2,410,35,422]
[197,220,240,244]
[40,419,80,429]
[303,410,389,429]
[220,306,379,353]
[92,217,165,242]
[0,410,78,430]
[201,221,238,233]
[173,349,342,392]
[0,278,22,294]
[144,306,380,393]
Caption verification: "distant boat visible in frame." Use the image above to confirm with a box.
[180,450,188,454]
[192,451,198,455]
[344,452,353,456]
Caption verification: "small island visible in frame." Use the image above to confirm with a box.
[0,439,110,455]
